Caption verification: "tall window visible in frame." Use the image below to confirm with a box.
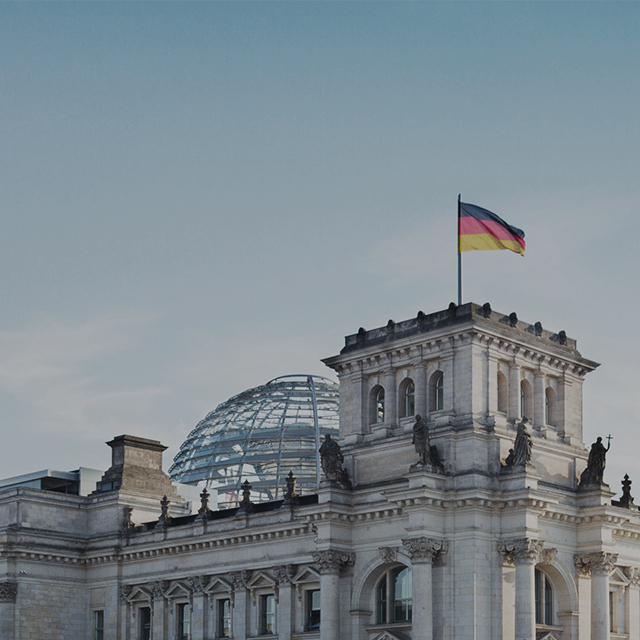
[430,372,444,412]
[545,387,557,426]
[520,380,532,419]
[177,603,190,640]
[534,569,553,626]
[375,388,385,423]
[497,371,507,413]
[306,589,321,631]
[217,599,231,638]
[399,379,415,418]
[260,594,276,635]
[376,566,412,624]
[139,607,151,640]
[94,611,104,640]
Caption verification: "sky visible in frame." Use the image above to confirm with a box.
[1,2,639,495]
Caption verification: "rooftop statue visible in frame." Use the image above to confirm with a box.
[412,414,431,466]
[501,418,533,473]
[579,436,611,488]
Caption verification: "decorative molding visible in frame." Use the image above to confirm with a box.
[148,580,169,600]
[186,575,207,595]
[0,581,17,603]
[574,552,618,577]
[119,584,133,603]
[378,546,399,564]
[401,537,448,563]
[312,549,355,575]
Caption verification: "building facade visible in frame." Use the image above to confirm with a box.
[0,302,639,640]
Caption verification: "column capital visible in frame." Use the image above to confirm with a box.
[0,581,17,603]
[272,564,296,586]
[498,538,548,565]
[186,575,207,595]
[402,537,448,563]
[229,570,250,590]
[312,549,355,575]
[148,580,169,601]
[574,551,618,576]
[624,566,640,586]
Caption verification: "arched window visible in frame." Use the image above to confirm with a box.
[429,371,444,412]
[545,388,557,426]
[376,566,412,624]
[520,379,532,420]
[535,568,553,626]
[399,379,415,418]
[369,385,385,424]
[497,371,507,413]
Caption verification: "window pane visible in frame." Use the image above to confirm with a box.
[405,382,415,417]
[544,578,553,625]
[261,594,276,634]
[392,567,412,623]
[376,389,385,423]
[140,607,151,640]
[177,604,190,640]
[218,599,231,638]
[376,575,387,623]
[534,570,542,624]
[435,374,444,411]
[306,589,321,630]
[95,610,104,640]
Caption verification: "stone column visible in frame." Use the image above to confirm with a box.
[384,368,397,426]
[149,581,167,640]
[487,355,498,415]
[415,362,427,419]
[0,582,17,640]
[624,567,640,640]
[534,371,545,429]
[230,571,250,640]
[187,576,207,640]
[312,550,355,640]
[499,539,544,640]
[274,565,296,640]
[351,370,368,434]
[575,552,617,640]
[508,363,521,422]
[401,537,448,640]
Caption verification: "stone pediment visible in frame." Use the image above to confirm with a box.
[164,581,190,599]
[247,571,276,590]
[292,566,321,584]
[204,576,232,594]
[537,632,561,640]
[371,630,411,640]
[125,585,152,603]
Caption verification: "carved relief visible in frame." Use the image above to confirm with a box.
[229,571,250,590]
[401,537,448,563]
[273,565,296,586]
[623,566,640,586]
[0,582,17,603]
[379,546,399,564]
[186,576,207,595]
[119,584,133,603]
[312,549,355,574]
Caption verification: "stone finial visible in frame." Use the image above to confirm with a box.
[198,488,212,517]
[574,552,618,577]
[229,571,250,590]
[402,537,448,563]
[158,495,172,527]
[534,321,543,336]
[273,564,296,586]
[498,538,545,565]
[283,471,298,505]
[558,330,567,345]
[312,549,355,575]
[237,480,253,514]
[0,582,17,603]
[379,546,399,564]
[620,474,635,508]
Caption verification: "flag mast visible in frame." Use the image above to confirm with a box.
[457,194,462,305]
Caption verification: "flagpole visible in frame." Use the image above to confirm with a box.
[457,194,462,305]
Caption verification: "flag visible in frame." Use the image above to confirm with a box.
[458,202,525,256]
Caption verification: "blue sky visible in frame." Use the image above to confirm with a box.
[1,2,639,491]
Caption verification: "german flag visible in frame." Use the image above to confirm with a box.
[458,202,525,256]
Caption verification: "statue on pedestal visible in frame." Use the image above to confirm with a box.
[319,434,351,488]
[579,436,611,488]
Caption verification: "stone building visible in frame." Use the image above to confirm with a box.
[1,302,639,640]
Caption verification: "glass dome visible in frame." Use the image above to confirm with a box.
[169,375,339,507]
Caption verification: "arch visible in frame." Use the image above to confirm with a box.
[429,371,444,412]
[545,387,557,426]
[520,379,533,420]
[369,385,385,425]
[398,378,415,418]
[497,371,508,413]
[535,557,579,622]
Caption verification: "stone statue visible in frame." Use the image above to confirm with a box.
[579,436,610,487]
[319,434,350,487]
[283,470,298,504]
[501,419,532,472]
[412,414,431,466]
[512,419,533,467]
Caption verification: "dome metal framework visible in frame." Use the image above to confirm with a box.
[169,375,339,507]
